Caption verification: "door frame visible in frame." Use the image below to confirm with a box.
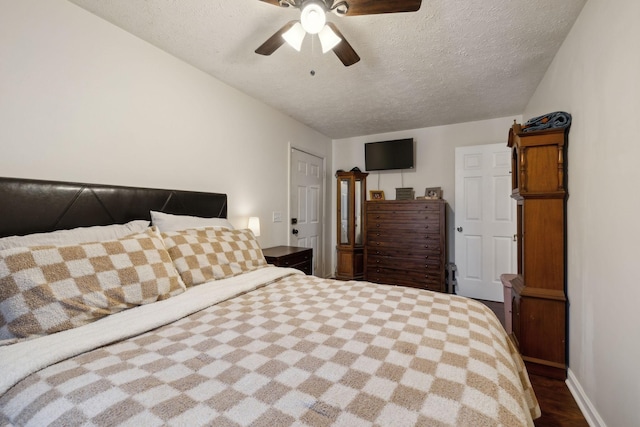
[288,144,328,277]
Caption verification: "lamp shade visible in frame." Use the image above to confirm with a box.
[318,24,341,53]
[282,22,306,51]
[248,217,261,237]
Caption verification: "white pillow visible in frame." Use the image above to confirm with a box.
[0,220,150,250]
[150,211,234,233]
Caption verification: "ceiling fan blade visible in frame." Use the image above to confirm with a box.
[342,0,422,16]
[255,21,298,55]
[326,22,360,66]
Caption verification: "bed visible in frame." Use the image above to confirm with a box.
[0,177,540,426]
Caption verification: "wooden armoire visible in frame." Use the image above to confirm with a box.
[503,121,569,379]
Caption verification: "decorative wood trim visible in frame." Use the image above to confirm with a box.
[558,145,565,191]
[520,286,567,301]
[519,148,527,192]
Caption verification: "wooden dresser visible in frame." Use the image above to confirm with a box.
[364,199,446,292]
[502,122,569,380]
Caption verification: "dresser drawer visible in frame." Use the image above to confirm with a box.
[367,246,442,259]
[366,267,445,292]
[367,254,442,270]
[367,211,442,222]
[366,231,442,247]
[278,251,311,267]
[366,201,442,213]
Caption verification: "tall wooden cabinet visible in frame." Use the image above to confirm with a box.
[503,122,568,379]
[364,199,446,292]
[335,171,368,280]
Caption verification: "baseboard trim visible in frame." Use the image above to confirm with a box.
[566,368,607,427]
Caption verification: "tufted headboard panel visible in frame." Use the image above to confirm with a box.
[0,177,228,238]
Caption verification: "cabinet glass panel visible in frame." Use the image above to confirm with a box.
[355,179,362,245]
[339,179,350,244]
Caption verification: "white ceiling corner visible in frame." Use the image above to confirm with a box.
[66,0,587,139]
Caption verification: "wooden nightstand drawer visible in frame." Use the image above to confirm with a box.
[262,246,313,275]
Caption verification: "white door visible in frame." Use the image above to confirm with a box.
[290,148,324,276]
[454,143,516,301]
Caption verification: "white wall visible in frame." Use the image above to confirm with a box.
[0,0,334,277]
[332,116,521,270]
[523,0,640,425]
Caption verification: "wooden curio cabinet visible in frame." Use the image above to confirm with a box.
[335,170,368,280]
[504,121,568,379]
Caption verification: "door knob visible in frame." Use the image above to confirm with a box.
[292,228,299,235]
[456,227,463,232]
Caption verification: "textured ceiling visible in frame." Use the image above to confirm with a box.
[67,0,586,139]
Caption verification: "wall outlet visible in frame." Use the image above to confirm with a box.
[272,211,282,223]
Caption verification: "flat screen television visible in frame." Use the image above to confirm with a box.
[364,138,415,171]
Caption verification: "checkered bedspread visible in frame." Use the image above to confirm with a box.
[0,273,539,426]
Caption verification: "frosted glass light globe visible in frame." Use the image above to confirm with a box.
[301,2,326,34]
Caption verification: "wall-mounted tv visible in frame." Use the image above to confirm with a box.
[364,138,415,171]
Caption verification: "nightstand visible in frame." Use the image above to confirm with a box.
[262,246,312,275]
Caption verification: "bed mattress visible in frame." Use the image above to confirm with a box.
[0,267,539,426]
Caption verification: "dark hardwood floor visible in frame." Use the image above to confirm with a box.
[477,300,589,427]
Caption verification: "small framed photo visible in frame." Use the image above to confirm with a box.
[424,187,442,199]
[370,190,385,200]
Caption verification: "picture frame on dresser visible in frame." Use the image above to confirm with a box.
[423,187,442,199]
[369,190,385,200]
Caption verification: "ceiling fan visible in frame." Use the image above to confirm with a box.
[255,0,422,67]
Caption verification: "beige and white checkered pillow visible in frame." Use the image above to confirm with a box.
[0,227,186,342]
[161,227,266,286]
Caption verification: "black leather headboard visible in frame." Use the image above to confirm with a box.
[0,177,228,238]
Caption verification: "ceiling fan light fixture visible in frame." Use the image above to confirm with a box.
[300,1,326,34]
[330,1,349,15]
[282,22,306,51]
[318,24,341,53]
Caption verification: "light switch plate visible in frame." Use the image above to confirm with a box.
[272,211,282,223]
